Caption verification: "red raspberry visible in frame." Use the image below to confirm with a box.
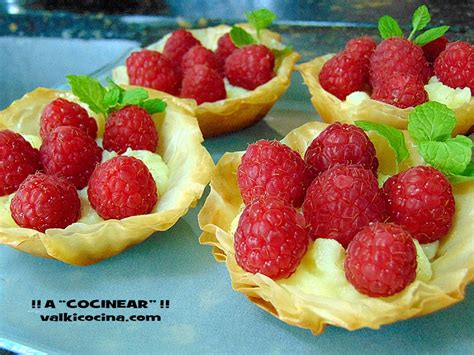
[370,38,430,86]
[383,166,455,244]
[163,29,201,66]
[344,222,417,297]
[103,106,158,154]
[319,53,368,100]
[303,165,386,248]
[215,33,237,68]
[234,198,310,280]
[434,41,474,92]
[0,130,40,196]
[88,156,158,220]
[181,45,222,75]
[237,140,313,208]
[40,98,98,139]
[304,123,378,178]
[180,64,226,104]
[422,36,449,63]
[371,72,428,108]
[126,50,180,95]
[225,44,275,90]
[10,173,81,232]
[344,36,377,67]
[40,126,102,189]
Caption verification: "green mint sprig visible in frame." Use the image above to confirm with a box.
[378,5,449,46]
[229,8,292,57]
[355,102,474,183]
[66,75,166,116]
[407,102,473,178]
[355,121,409,164]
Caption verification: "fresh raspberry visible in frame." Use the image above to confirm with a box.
[181,45,222,75]
[237,140,313,208]
[383,166,455,244]
[304,123,378,178]
[344,222,417,297]
[370,38,430,86]
[422,36,449,63]
[371,72,428,108]
[10,173,81,232]
[40,126,102,189]
[319,53,368,100]
[180,64,226,104]
[215,33,237,69]
[103,106,158,154]
[303,165,386,248]
[163,29,201,66]
[344,36,377,67]
[0,130,40,196]
[225,44,275,90]
[88,156,158,220]
[434,41,474,92]
[126,50,180,95]
[40,98,98,139]
[234,198,310,280]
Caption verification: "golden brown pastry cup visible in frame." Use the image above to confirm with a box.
[198,120,474,334]
[0,87,214,266]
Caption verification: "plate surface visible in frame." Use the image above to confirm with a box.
[1,28,473,355]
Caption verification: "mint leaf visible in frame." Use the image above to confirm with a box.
[355,121,409,163]
[67,75,107,114]
[245,9,276,38]
[140,99,167,115]
[414,25,449,46]
[408,5,431,40]
[418,136,473,175]
[103,87,121,108]
[121,88,149,106]
[230,26,256,47]
[407,102,456,142]
[378,15,403,39]
[449,162,474,184]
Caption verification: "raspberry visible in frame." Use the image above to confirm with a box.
[234,198,310,280]
[371,72,428,108]
[40,126,102,189]
[163,29,201,66]
[181,45,222,75]
[383,166,455,244]
[10,173,81,232]
[0,130,41,196]
[103,106,158,154]
[87,156,158,220]
[225,44,275,90]
[40,98,98,139]
[319,53,368,100]
[344,222,417,297]
[237,140,313,208]
[126,50,180,95]
[434,41,474,92]
[344,36,377,67]
[215,33,237,68]
[304,123,378,178]
[370,38,430,86]
[303,165,386,248]
[180,65,226,104]
[422,36,449,63]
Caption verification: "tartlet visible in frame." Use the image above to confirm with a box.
[297,55,474,136]
[113,24,300,137]
[198,120,474,334]
[0,87,214,266]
